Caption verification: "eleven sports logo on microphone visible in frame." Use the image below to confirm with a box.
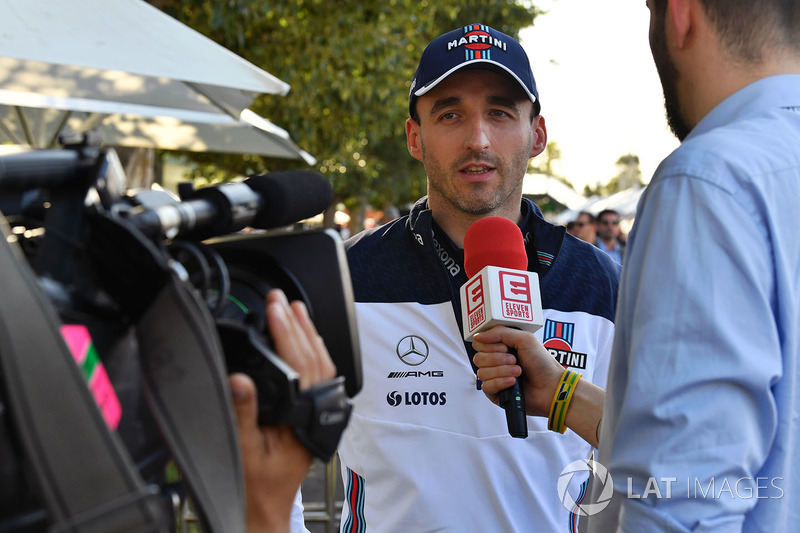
[460,265,543,341]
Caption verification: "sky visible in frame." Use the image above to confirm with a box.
[519,0,679,191]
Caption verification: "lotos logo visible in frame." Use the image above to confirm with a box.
[543,319,587,370]
[446,24,507,60]
[386,390,447,407]
[386,391,403,407]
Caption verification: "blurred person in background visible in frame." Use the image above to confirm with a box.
[573,210,596,243]
[565,219,578,236]
[594,209,625,265]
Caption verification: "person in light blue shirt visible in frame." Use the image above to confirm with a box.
[592,0,800,530]
[473,0,800,531]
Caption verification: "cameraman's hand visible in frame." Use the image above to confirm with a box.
[229,289,336,532]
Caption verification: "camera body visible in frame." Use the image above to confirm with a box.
[0,137,361,530]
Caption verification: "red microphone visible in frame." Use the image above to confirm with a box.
[460,217,543,438]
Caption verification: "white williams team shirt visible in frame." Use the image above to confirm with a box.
[340,199,620,532]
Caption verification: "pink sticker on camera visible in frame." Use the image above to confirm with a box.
[60,324,122,430]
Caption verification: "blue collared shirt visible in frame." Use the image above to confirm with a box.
[590,75,800,532]
[596,237,624,265]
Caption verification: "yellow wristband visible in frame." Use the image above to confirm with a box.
[547,369,569,431]
[548,369,582,434]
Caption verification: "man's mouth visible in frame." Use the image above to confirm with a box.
[461,165,494,175]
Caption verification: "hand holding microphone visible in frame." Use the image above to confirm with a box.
[459,217,544,438]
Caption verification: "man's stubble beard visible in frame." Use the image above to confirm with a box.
[420,137,531,216]
[650,12,692,142]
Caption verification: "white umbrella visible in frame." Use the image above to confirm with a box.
[0,0,288,117]
[0,101,316,164]
[92,109,316,165]
[0,0,313,162]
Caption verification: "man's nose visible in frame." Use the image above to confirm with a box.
[464,116,490,151]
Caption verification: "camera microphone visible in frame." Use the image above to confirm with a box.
[245,171,334,230]
[128,170,334,240]
[459,217,544,438]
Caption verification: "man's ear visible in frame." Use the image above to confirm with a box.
[406,118,423,162]
[668,0,692,49]
[530,115,547,158]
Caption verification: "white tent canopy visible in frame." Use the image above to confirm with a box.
[522,173,588,211]
[552,186,646,225]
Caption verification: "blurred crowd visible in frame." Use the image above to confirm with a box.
[566,209,626,265]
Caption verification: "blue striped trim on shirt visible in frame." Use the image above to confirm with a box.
[569,478,589,533]
[343,467,366,533]
[538,250,554,267]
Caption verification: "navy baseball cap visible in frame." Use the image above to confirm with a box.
[409,23,539,118]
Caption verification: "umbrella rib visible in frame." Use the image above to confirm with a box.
[14,106,36,147]
[81,113,110,133]
[185,81,241,120]
[46,110,73,148]
[0,115,23,145]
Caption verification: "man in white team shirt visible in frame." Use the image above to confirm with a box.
[338,23,620,532]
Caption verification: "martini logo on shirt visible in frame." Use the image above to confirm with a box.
[543,319,587,370]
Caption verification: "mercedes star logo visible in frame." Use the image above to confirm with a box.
[395,335,430,366]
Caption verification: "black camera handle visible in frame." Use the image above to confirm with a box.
[0,216,170,532]
[219,320,351,462]
[0,139,354,529]
[0,210,249,532]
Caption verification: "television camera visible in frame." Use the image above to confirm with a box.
[0,134,361,532]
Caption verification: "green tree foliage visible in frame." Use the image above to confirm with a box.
[584,153,644,197]
[150,0,541,225]
[524,141,580,216]
[527,141,576,188]
[527,141,561,177]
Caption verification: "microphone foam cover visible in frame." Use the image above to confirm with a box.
[463,216,528,277]
[245,170,334,229]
